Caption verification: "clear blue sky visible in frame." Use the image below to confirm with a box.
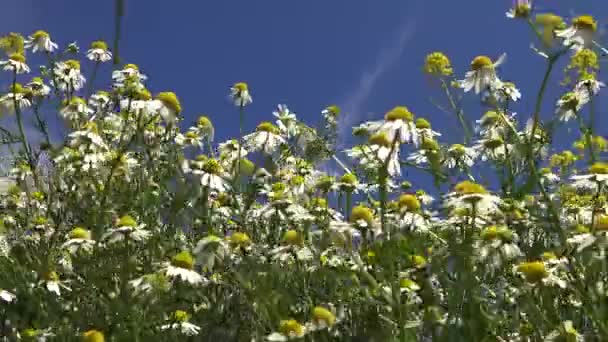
[1,1,606,162]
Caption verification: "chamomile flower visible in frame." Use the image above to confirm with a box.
[81,330,105,342]
[444,181,502,216]
[378,106,418,145]
[570,162,608,190]
[102,215,150,243]
[514,255,569,288]
[0,83,32,112]
[160,310,201,336]
[490,80,522,103]
[61,227,94,253]
[567,215,608,251]
[505,0,531,19]
[273,104,298,138]
[368,132,401,177]
[556,15,597,51]
[53,59,86,92]
[59,97,93,122]
[24,30,57,53]
[149,91,181,124]
[129,273,171,295]
[244,122,286,154]
[230,82,253,107]
[19,328,55,341]
[162,251,206,285]
[26,77,51,97]
[445,144,477,169]
[460,54,506,94]
[545,321,584,342]
[306,305,340,331]
[574,77,605,98]
[112,63,147,89]
[267,319,307,341]
[555,91,589,122]
[195,115,215,141]
[86,40,112,62]
[40,271,70,296]
[175,130,203,148]
[0,289,16,303]
[190,156,230,192]
[0,53,30,74]
[475,225,522,272]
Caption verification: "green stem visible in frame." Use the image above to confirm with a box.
[440,78,471,144]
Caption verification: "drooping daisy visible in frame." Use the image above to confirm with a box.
[175,130,203,148]
[444,144,477,169]
[0,53,30,74]
[40,271,70,296]
[574,77,605,98]
[505,0,531,19]
[24,30,58,53]
[102,215,150,243]
[61,227,95,254]
[148,91,182,124]
[460,54,506,94]
[53,59,86,92]
[556,15,597,51]
[195,115,215,141]
[229,82,253,107]
[244,122,286,154]
[368,132,401,177]
[306,305,340,332]
[378,106,418,145]
[160,310,201,336]
[86,40,112,62]
[555,91,589,122]
[475,225,522,273]
[0,83,32,113]
[514,255,568,289]
[26,77,51,97]
[162,251,206,285]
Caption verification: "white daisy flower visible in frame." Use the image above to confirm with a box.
[17,327,55,341]
[229,82,252,107]
[0,83,32,112]
[40,271,70,296]
[175,130,203,148]
[514,254,569,289]
[273,104,298,138]
[306,306,340,332]
[112,63,147,89]
[102,215,150,243]
[162,251,206,285]
[59,97,94,122]
[88,91,112,112]
[570,162,608,191]
[444,181,502,216]
[460,54,506,94]
[244,122,286,154]
[445,144,477,169]
[61,227,95,254]
[53,60,86,91]
[556,15,597,51]
[195,115,215,141]
[378,106,418,145]
[0,53,30,74]
[148,92,181,124]
[545,321,584,342]
[574,77,605,98]
[24,30,58,53]
[267,319,307,341]
[129,273,171,295]
[160,311,201,336]
[26,77,51,97]
[189,157,230,192]
[490,80,522,102]
[0,289,16,303]
[86,40,112,62]
[505,0,531,19]
[555,91,589,122]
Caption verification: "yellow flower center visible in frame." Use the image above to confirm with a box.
[10,83,24,94]
[312,306,336,326]
[70,227,91,239]
[471,56,493,71]
[90,40,108,51]
[415,118,431,129]
[483,138,504,150]
[156,92,182,113]
[117,215,137,227]
[368,132,392,148]
[400,278,419,290]
[172,310,190,322]
[9,53,25,63]
[65,59,81,70]
[256,121,279,134]
[171,251,194,270]
[450,144,466,156]
[340,173,358,185]
[410,255,427,269]
[44,271,59,282]
[594,215,608,231]
[536,13,564,27]
[421,138,440,151]
[481,226,499,241]
[517,261,548,283]
[398,194,421,212]
[124,63,139,71]
[279,319,305,337]
[324,105,341,117]
[32,30,49,39]
[197,116,212,128]
[283,229,303,246]
[229,232,251,247]
[589,162,608,174]
[233,82,249,92]
[290,175,305,186]
[384,106,414,122]
[185,131,199,139]
[202,158,223,175]
[573,15,597,32]
[512,4,531,18]
[454,180,488,195]
[82,330,105,342]
[350,205,374,226]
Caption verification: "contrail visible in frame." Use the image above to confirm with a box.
[336,18,418,148]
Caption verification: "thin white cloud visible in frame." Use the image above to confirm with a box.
[337,19,418,147]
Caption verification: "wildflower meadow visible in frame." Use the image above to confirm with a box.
[1,1,608,341]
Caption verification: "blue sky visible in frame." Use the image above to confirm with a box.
[1,1,607,177]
